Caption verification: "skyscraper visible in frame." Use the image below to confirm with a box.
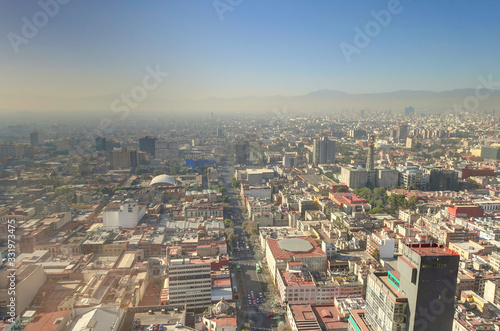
[110,148,138,169]
[313,137,336,165]
[95,136,107,151]
[139,136,156,158]
[366,134,375,189]
[397,124,408,140]
[405,106,415,117]
[397,243,459,331]
[30,131,41,147]
[348,243,459,331]
[234,140,249,164]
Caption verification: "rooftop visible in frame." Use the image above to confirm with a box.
[408,243,459,257]
[23,310,70,331]
[267,236,326,260]
[278,238,313,253]
[280,270,316,287]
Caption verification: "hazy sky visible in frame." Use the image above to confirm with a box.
[1,0,500,111]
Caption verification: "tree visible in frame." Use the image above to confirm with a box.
[405,196,419,211]
[100,187,113,195]
[113,186,125,192]
[140,173,152,181]
[250,234,259,243]
[337,186,348,192]
[387,194,406,215]
[55,186,75,200]
[153,169,164,176]
[232,178,241,188]
[224,227,236,243]
[242,220,257,234]
[224,219,234,228]
[369,206,385,214]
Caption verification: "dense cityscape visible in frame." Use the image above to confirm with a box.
[0,108,499,331]
[3,1,500,331]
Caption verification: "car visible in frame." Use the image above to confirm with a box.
[259,292,263,297]
[267,313,274,318]
[248,294,251,299]
[248,299,252,305]
[253,299,256,305]
[256,298,260,304]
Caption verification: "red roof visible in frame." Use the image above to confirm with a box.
[208,316,237,327]
[267,236,326,260]
[331,193,369,206]
[23,310,70,331]
[408,243,459,257]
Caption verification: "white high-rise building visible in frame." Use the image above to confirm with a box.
[167,258,212,309]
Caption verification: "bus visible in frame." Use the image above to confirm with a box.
[255,263,261,273]
[236,263,241,272]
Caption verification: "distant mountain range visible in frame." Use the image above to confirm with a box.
[2,88,500,117]
[191,88,500,114]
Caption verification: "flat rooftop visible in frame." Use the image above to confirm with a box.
[410,244,459,257]
[134,310,185,327]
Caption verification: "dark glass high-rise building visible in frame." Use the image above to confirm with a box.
[405,106,415,116]
[349,243,459,331]
[234,140,249,164]
[95,136,107,151]
[397,243,459,331]
[30,131,39,146]
[139,136,156,158]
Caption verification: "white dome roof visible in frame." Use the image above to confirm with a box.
[150,174,176,186]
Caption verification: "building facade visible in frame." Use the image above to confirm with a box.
[167,258,212,309]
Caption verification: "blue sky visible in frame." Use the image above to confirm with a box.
[1,0,500,111]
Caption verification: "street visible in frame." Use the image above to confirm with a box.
[220,157,282,330]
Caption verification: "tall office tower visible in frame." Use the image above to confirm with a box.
[167,258,212,309]
[95,136,107,151]
[396,124,408,140]
[30,131,39,147]
[110,148,138,169]
[366,134,375,189]
[234,140,249,164]
[139,136,156,158]
[313,139,320,165]
[397,243,459,331]
[217,127,223,138]
[405,106,415,117]
[349,243,459,331]
[313,137,337,165]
